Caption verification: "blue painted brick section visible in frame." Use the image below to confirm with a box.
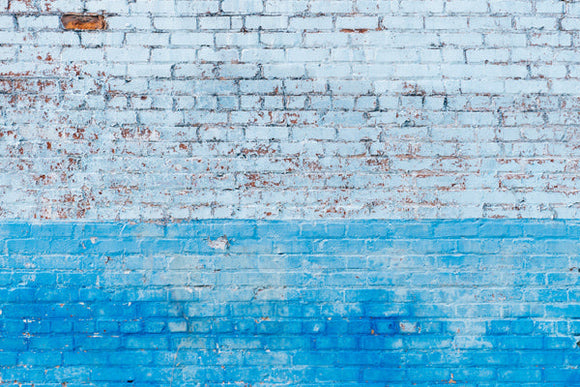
[0,220,578,385]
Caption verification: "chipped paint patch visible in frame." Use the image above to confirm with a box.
[207,235,229,250]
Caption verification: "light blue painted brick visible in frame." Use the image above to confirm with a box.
[139,239,184,254]
[256,221,301,238]
[389,222,434,238]
[346,220,392,238]
[545,369,580,383]
[299,222,334,238]
[433,220,479,237]
[499,369,542,383]
[74,223,125,237]
[522,222,569,238]
[166,222,211,238]
[120,223,165,237]
[6,239,82,254]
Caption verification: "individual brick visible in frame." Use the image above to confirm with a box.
[61,13,106,30]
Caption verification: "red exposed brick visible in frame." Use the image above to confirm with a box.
[340,29,370,33]
[61,13,106,30]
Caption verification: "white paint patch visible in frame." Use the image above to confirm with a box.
[208,236,229,250]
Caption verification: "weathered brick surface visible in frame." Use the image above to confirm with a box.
[3,2,580,384]
[1,0,579,219]
[0,219,578,385]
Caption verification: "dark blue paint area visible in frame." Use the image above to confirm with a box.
[0,220,579,385]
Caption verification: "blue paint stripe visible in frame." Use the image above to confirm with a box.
[0,219,578,385]
[1,219,578,254]
[0,219,578,237]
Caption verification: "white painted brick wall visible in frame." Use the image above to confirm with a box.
[0,0,579,220]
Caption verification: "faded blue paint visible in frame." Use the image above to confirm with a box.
[0,220,579,385]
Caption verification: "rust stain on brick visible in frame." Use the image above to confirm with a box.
[340,28,369,33]
[61,13,106,30]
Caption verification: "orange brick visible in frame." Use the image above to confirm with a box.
[61,13,106,30]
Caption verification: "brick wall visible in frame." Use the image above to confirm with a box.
[1,0,580,219]
[2,0,580,385]
[2,220,580,385]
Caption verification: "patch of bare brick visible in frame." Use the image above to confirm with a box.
[61,13,106,30]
